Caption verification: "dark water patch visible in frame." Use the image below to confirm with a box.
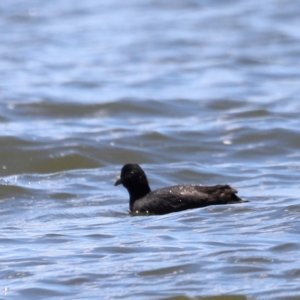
[0,140,104,176]
[35,233,73,243]
[85,233,115,239]
[287,268,300,278]
[269,243,300,252]
[18,287,71,298]
[33,152,99,173]
[55,276,92,285]
[137,263,199,277]
[162,296,250,300]
[4,99,200,120]
[0,184,35,200]
[3,257,54,267]
[90,246,146,255]
[206,99,248,111]
[284,205,300,215]
[2,270,32,280]
[49,192,77,200]
[233,256,275,265]
[220,265,270,274]
[0,113,9,122]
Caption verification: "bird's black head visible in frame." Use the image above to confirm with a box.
[114,164,151,202]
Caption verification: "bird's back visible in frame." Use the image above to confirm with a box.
[131,184,244,215]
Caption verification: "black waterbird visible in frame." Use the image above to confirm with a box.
[114,164,247,215]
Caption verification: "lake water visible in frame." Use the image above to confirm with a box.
[1,0,300,299]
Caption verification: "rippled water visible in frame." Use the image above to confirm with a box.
[1,0,300,299]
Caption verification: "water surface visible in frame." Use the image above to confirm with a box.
[1,0,300,299]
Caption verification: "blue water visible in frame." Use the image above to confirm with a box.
[1,0,300,299]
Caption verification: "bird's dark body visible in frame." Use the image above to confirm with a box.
[114,164,246,215]
[131,184,241,215]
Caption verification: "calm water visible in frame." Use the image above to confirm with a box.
[1,0,300,299]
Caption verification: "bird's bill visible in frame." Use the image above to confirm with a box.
[114,177,122,186]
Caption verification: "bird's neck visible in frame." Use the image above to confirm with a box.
[129,184,151,209]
